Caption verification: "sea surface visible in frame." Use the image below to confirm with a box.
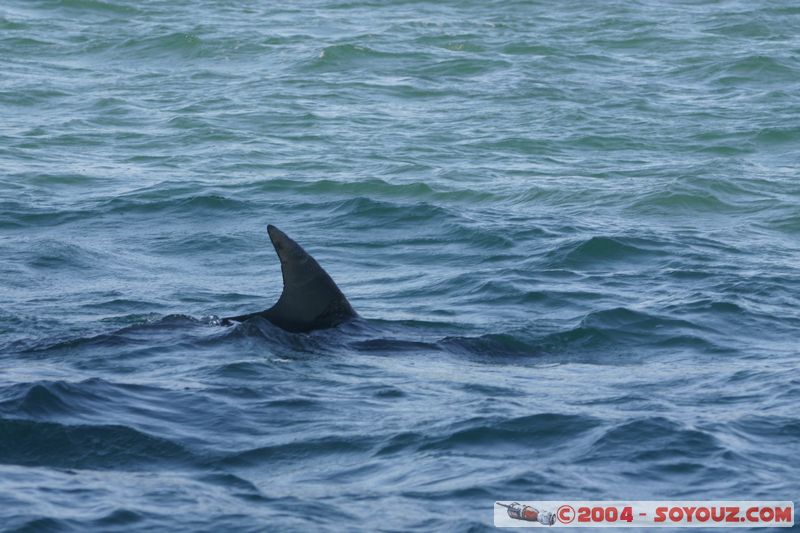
[1,0,799,531]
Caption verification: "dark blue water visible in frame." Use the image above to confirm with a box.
[1,0,799,530]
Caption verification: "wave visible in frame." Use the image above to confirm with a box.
[670,53,799,87]
[306,43,431,72]
[215,412,600,472]
[412,57,512,78]
[15,302,734,364]
[216,435,375,468]
[0,380,105,419]
[41,0,141,14]
[0,417,192,470]
[730,416,800,444]
[436,306,731,359]
[418,413,600,453]
[546,235,669,267]
[581,417,734,481]
[766,211,800,233]
[0,192,253,229]
[628,190,738,214]
[16,239,112,271]
[244,177,496,204]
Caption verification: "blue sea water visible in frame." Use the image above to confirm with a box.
[1,0,799,530]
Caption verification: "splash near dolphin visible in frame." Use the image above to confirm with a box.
[223,225,356,332]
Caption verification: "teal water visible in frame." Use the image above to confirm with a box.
[1,0,799,530]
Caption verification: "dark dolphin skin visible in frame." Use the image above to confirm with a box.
[223,225,357,332]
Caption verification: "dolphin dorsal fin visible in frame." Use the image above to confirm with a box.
[227,225,356,332]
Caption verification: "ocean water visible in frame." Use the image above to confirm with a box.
[1,0,799,530]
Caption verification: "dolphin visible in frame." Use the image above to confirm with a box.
[222,225,357,332]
